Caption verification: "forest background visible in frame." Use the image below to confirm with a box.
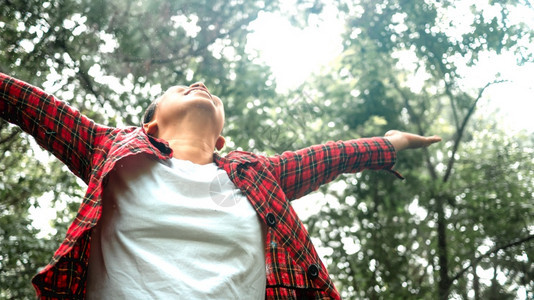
[0,0,533,299]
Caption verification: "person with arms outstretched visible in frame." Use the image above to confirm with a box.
[0,73,440,299]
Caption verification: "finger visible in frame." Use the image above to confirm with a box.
[425,135,442,146]
[429,135,442,142]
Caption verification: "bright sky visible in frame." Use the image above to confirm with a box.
[246,8,344,91]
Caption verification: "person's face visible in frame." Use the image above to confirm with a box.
[154,82,225,136]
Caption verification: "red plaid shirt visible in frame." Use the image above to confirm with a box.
[1,73,400,299]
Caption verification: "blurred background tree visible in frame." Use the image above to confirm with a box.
[1,0,533,299]
[291,0,534,299]
[0,0,283,297]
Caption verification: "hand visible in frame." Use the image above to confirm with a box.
[384,130,441,151]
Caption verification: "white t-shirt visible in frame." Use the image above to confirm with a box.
[86,154,266,299]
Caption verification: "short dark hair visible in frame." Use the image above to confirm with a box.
[141,98,158,125]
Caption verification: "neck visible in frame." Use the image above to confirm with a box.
[156,123,217,165]
[149,114,222,165]
[163,137,215,165]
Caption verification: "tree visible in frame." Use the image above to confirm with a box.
[291,0,534,298]
[0,0,285,297]
[2,0,533,299]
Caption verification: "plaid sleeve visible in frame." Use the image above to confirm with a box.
[0,73,102,183]
[267,137,399,200]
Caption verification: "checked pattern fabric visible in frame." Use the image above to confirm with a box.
[1,73,399,299]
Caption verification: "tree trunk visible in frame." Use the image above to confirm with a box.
[436,196,450,300]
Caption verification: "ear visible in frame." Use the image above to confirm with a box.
[215,136,226,151]
[143,119,159,137]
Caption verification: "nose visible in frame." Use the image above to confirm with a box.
[190,82,207,90]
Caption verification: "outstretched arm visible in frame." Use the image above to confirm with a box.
[0,73,109,183]
[267,137,399,201]
[267,131,441,201]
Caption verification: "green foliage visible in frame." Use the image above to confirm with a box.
[0,120,80,299]
[0,0,283,297]
[294,0,534,299]
[1,0,533,299]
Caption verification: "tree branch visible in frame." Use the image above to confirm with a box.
[0,128,20,146]
[54,39,106,108]
[390,78,437,180]
[442,80,506,183]
[445,80,461,131]
[450,234,534,284]
[0,127,23,163]
[122,11,259,66]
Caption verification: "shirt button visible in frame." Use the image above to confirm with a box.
[266,213,276,227]
[307,264,319,279]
